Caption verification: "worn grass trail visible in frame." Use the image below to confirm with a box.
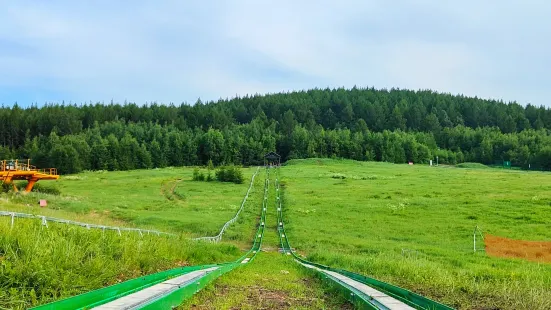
[182,168,350,309]
[0,167,259,236]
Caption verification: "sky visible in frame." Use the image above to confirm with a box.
[0,0,550,107]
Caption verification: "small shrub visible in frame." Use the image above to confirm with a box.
[215,167,226,181]
[197,173,205,181]
[1,182,11,193]
[206,172,214,182]
[216,165,244,184]
[32,183,61,195]
[192,168,205,181]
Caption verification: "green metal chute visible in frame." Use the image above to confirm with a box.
[273,168,454,310]
[31,169,269,310]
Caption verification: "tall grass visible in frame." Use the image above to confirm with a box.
[0,213,240,309]
[0,166,261,309]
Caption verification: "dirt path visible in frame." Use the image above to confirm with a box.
[485,234,551,263]
[160,179,184,201]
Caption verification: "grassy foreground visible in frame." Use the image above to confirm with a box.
[181,253,349,310]
[281,159,551,309]
[0,166,260,309]
[0,218,239,309]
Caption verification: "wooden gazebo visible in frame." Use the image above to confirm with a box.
[264,152,281,167]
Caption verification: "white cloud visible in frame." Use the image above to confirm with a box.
[0,1,549,106]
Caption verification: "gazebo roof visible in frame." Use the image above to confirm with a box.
[264,152,281,160]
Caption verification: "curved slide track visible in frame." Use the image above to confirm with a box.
[30,168,270,310]
[273,167,454,310]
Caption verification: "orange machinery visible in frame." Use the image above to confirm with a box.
[0,159,59,193]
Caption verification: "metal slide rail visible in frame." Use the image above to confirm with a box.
[0,211,174,236]
[193,166,260,242]
[30,168,270,310]
[273,168,455,310]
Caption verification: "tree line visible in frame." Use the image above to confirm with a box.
[1,86,551,173]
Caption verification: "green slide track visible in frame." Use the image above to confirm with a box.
[31,166,454,309]
[30,169,271,310]
[273,167,455,310]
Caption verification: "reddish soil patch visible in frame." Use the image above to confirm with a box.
[485,234,551,263]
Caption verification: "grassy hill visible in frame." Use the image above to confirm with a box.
[2,160,550,309]
[280,159,551,309]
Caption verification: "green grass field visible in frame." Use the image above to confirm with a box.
[0,166,260,309]
[1,160,550,309]
[280,159,551,309]
[1,167,259,236]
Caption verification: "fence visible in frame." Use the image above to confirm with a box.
[193,166,260,242]
[1,166,260,241]
[473,225,485,252]
[0,211,175,237]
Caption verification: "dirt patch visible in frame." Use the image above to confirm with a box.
[189,285,342,310]
[485,234,551,263]
[261,246,278,253]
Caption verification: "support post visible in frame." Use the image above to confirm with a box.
[25,179,37,193]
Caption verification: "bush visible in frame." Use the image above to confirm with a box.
[1,182,11,193]
[192,168,205,181]
[215,165,244,184]
[31,183,61,195]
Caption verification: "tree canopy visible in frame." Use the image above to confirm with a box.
[1,86,551,173]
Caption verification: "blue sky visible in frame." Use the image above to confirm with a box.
[0,0,550,107]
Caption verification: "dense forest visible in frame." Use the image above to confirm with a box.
[2,87,551,174]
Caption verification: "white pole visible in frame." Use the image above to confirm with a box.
[473,226,476,252]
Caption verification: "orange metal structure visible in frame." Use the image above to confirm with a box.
[0,159,59,193]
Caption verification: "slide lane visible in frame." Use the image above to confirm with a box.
[273,167,454,310]
[30,168,270,310]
